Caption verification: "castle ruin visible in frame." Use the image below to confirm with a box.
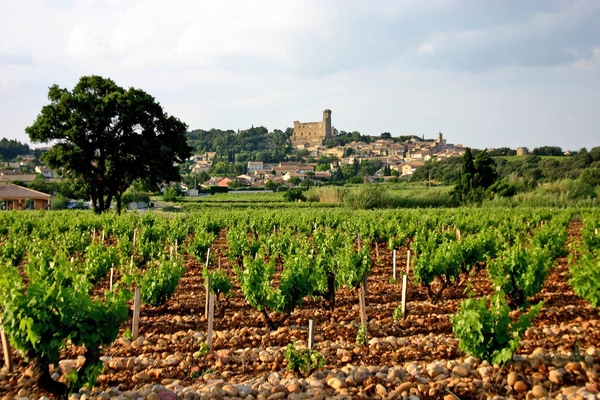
[291,109,333,146]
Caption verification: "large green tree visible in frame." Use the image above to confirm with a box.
[454,148,497,203]
[26,76,191,213]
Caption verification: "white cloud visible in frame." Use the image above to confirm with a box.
[418,43,435,55]
[0,0,599,151]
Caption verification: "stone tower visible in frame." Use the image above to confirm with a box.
[291,109,333,146]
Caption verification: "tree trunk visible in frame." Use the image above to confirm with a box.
[116,193,122,215]
[29,352,68,397]
[261,309,275,330]
[326,272,336,310]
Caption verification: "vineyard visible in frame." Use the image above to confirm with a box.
[0,208,599,400]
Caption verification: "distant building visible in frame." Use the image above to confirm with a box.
[247,161,264,174]
[290,109,334,147]
[517,147,528,156]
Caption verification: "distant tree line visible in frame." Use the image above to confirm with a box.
[0,138,31,161]
[186,126,293,164]
[413,147,600,192]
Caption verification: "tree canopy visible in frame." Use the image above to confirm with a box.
[453,148,497,203]
[0,138,31,161]
[26,76,191,213]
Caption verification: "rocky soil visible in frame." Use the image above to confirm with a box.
[1,223,599,400]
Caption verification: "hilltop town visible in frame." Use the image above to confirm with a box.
[185,109,465,191]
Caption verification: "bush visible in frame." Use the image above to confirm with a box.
[452,291,542,365]
[487,244,550,307]
[284,343,325,377]
[51,195,68,210]
[162,186,180,202]
[122,187,150,204]
[210,186,229,195]
[283,188,306,202]
[0,249,129,395]
[138,256,185,306]
[569,251,600,308]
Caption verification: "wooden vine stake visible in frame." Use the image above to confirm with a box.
[133,229,137,247]
[401,275,408,320]
[308,320,315,350]
[205,276,211,319]
[406,250,411,275]
[175,239,178,256]
[109,266,114,290]
[375,243,379,261]
[1,330,12,372]
[101,229,105,243]
[206,294,215,352]
[393,250,397,281]
[205,248,211,319]
[456,229,461,241]
[132,287,141,340]
[358,288,367,328]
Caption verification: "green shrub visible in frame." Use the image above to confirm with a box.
[138,256,184,306]
[284,343,325,377]
[569,251,600,308]
[283,188,306,202]
[162,186,180,202]
[51,195,69,210]
[487,244,550,307]
[452,292,542,365]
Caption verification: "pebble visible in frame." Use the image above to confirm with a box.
[452,365,469,378]
[531,384,547,398]
[5,321,599,400]
[514,381,528,392]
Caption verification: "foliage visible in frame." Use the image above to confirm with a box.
[51,195,69,210]
[194,342,210,358]
[393,306,404,321]
[579,168,600,187]
[122,183,150,205]
[453,148,497,204]
[238,256,282,328]
[83,243,119,284]
[284,343,326,377]
[188,231,216,262]
[451,292,543,365]
[569,251,600,308]
[487,244,551,307]
[0,248,129,394]
[356,323,367,346]
[336,242,371,289]
[279,251,316,312]
[203,267,233,298]
[283,188,306,202]
[26,75,191,214]
[0,137,31,160]
[163,186,181,202]
[138,256,185,306]
[344,184,389,210]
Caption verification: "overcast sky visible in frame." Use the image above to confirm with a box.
[1,0,599,151]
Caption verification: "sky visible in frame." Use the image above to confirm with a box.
[1,0,599,151]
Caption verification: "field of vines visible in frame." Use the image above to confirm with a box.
[0,208,599,400]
